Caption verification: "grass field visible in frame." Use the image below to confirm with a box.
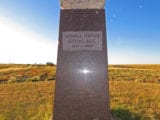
[0,64,160,120]
[0,64,56,84]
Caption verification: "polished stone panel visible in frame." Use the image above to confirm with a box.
[53,9,110,120]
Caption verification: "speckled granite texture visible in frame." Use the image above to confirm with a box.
[60,0,105,9]
[53,9,110,120]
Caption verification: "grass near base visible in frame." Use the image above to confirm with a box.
[0,64,160,120]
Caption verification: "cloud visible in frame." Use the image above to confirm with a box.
[0,16,58,64]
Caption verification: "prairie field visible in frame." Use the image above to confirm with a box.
[0,64,160,120]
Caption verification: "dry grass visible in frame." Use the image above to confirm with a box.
[0,64,56,83]
[0,81,55,120]
[0,64,160,120]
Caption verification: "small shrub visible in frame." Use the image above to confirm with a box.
[46,62,55,66]
[8,76,17,83]
[27,76,40,82]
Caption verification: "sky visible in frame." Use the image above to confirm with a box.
[0,0,160,64]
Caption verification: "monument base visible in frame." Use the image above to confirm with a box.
[53,9,110,120]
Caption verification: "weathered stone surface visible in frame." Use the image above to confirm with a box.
[60,0,105,9]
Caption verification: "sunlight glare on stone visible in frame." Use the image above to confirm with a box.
[80,69,91,74]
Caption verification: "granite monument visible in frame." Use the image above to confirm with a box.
[53,0,110,120]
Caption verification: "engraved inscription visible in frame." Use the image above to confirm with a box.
[62,31,102,51]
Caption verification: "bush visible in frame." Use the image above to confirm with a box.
[8,76,17,83]
[46,62,55,66]
[27,76,40,82]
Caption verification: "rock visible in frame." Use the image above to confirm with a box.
[60,0,105,9]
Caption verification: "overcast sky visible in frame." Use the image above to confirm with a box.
[0,0,160,64]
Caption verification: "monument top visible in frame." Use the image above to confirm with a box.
[60,0,105,9]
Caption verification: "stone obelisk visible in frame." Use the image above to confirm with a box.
[53,0,110,120]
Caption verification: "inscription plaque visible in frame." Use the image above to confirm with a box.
[62,31,102,51]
